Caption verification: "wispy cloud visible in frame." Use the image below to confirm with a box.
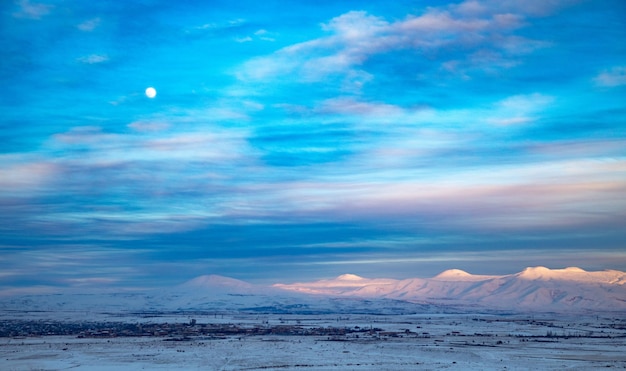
[12,0,52,20]
[188,18,246,33]
[594,66,626,87]
[0,156,58,194]
[0,245,150,293]
[487,93,553,125]
[224,154,626,232]
[318,97,405,119]
[235,36,253,43]
[0,122,257,237]
[254,29,275,42]
[77,17,101,32]
[236,4,550,84]
[128,121,170,132]
[77,54,109,64]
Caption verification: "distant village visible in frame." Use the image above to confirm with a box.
[2,317,624,342]
[0,319,388,340]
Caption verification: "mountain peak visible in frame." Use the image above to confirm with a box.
[518,266,551,279]
[518,266,598,280]
[432,269,497,281]
[336,274,365,281]
[434,269,471,278]
[564,267,586,273]
[183,275,252,289]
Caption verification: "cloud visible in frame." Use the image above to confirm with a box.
[128,121,170,132]
[77,54,109,64]
[487,93,553,125]
[77,17,101,32]
[63,277,120,286]
[254,29,275,42]
[264,158,626,231]
[318,97,405,118]
[594,66,626,87]
[0,245,153,293]
[527,139,626,158]
[0,156,58,194]
[188,18,246,33]
[505,0,582,16]
[52,125,252,166]
[453,0,581,17]
[12,0,52,20]
[236,11,388,82]
[235,36,253,43]
[1,122,259,239]
[236,3,555,85]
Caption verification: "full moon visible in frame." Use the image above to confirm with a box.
[145,87,157,98]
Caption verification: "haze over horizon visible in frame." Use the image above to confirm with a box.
[1,0,625,294]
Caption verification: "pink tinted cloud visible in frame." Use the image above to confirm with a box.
[0,160,58,193]
[256,158,626,231]
[237,1,559,83]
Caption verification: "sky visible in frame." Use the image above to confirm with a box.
[1,0,625,293]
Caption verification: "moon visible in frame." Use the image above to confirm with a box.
[145,87,157,98]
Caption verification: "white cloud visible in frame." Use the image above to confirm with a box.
[0,157,57,193]
[488,93,553,125]
[229,18,245,26]
[63,277,119,286]
[321,10,389,38]
[318,97,404,118]
[77,17,101,32]
[235,36,253,43]
[264,158,626,230]
[52,125,252,165]
[191,18,245,32]
[77,54,109,64]
[127,121,170,132]
[496,93,553,111]
[12,0,52,19]
[195,23,217,30]
[253,29,276,41]
[489,116,532,125]
[503,0,582,17]
[235,29,276,44]
[594,66,626,87]
[236,4,555,85]
[453,0,581,17]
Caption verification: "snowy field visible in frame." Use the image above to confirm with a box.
[2,312,625,370]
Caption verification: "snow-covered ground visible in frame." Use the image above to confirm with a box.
[1,312,625,370]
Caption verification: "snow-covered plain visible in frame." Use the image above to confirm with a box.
[1,267,625,370]
[2,313,625,370]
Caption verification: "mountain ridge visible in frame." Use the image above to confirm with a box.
[271,266,626,312]
[1,267,624,315]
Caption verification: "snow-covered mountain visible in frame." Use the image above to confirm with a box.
[274,266,626,312]
[1,267,624,315]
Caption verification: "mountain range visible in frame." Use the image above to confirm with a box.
[272,266,626,312]
[1,267,624,315]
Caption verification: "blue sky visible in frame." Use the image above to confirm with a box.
[1,0,625,293]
